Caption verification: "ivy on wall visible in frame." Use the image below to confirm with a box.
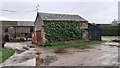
[44,20,85,43]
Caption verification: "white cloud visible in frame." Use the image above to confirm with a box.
[0,16,19,21]
[0,0,119,2]
[0,2,118,24]
[0,16,6,20]
[38,2,118,23]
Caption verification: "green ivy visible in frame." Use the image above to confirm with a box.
[44,20,85,43]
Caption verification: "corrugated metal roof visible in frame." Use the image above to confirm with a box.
[38,12,88,21]
[17,21,34,26]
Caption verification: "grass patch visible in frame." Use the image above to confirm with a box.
[38,41,106,49]
[0,48,15,63]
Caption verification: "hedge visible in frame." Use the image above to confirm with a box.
[44,20,85,43]
[100,24,120,36]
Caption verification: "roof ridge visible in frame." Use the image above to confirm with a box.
[38,12,79,16]
[38,12,88,21]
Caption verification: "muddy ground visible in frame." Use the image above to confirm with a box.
[0,36,119,66]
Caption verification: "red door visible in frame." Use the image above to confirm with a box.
[36,31,42,45]
[32,30,43,45]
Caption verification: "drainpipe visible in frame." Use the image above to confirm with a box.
[14,26,16,38]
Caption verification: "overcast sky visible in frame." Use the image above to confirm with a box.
[0,0,119,24]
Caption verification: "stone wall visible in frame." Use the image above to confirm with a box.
[34,14,47,44]
[80,22,88,29]
[80,22,89,40]
[2,26,34,38]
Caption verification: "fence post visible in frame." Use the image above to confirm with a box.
[35,52,43,66]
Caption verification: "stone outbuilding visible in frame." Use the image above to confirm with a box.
[33,12,101,45]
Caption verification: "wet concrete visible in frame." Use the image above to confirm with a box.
[102,36,119,41]
[48,44,118,66]
[47,36,119,66]
[0,36,119,66]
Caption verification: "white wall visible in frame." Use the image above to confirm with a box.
[118,1,120,23]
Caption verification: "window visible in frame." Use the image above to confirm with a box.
[4,28,8,32]
[30,27,34,32]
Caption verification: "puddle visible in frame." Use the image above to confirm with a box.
[42,55,58,65]
[103,42,119,46]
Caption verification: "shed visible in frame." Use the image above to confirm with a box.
[88,23,101,41]
[33,12,101,45]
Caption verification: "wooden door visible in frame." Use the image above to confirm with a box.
[36,31,42,45]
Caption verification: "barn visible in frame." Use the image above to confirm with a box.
[32,12,101,45]
[88,23,101,41]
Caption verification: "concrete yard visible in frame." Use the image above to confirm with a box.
[0,36,119,66]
